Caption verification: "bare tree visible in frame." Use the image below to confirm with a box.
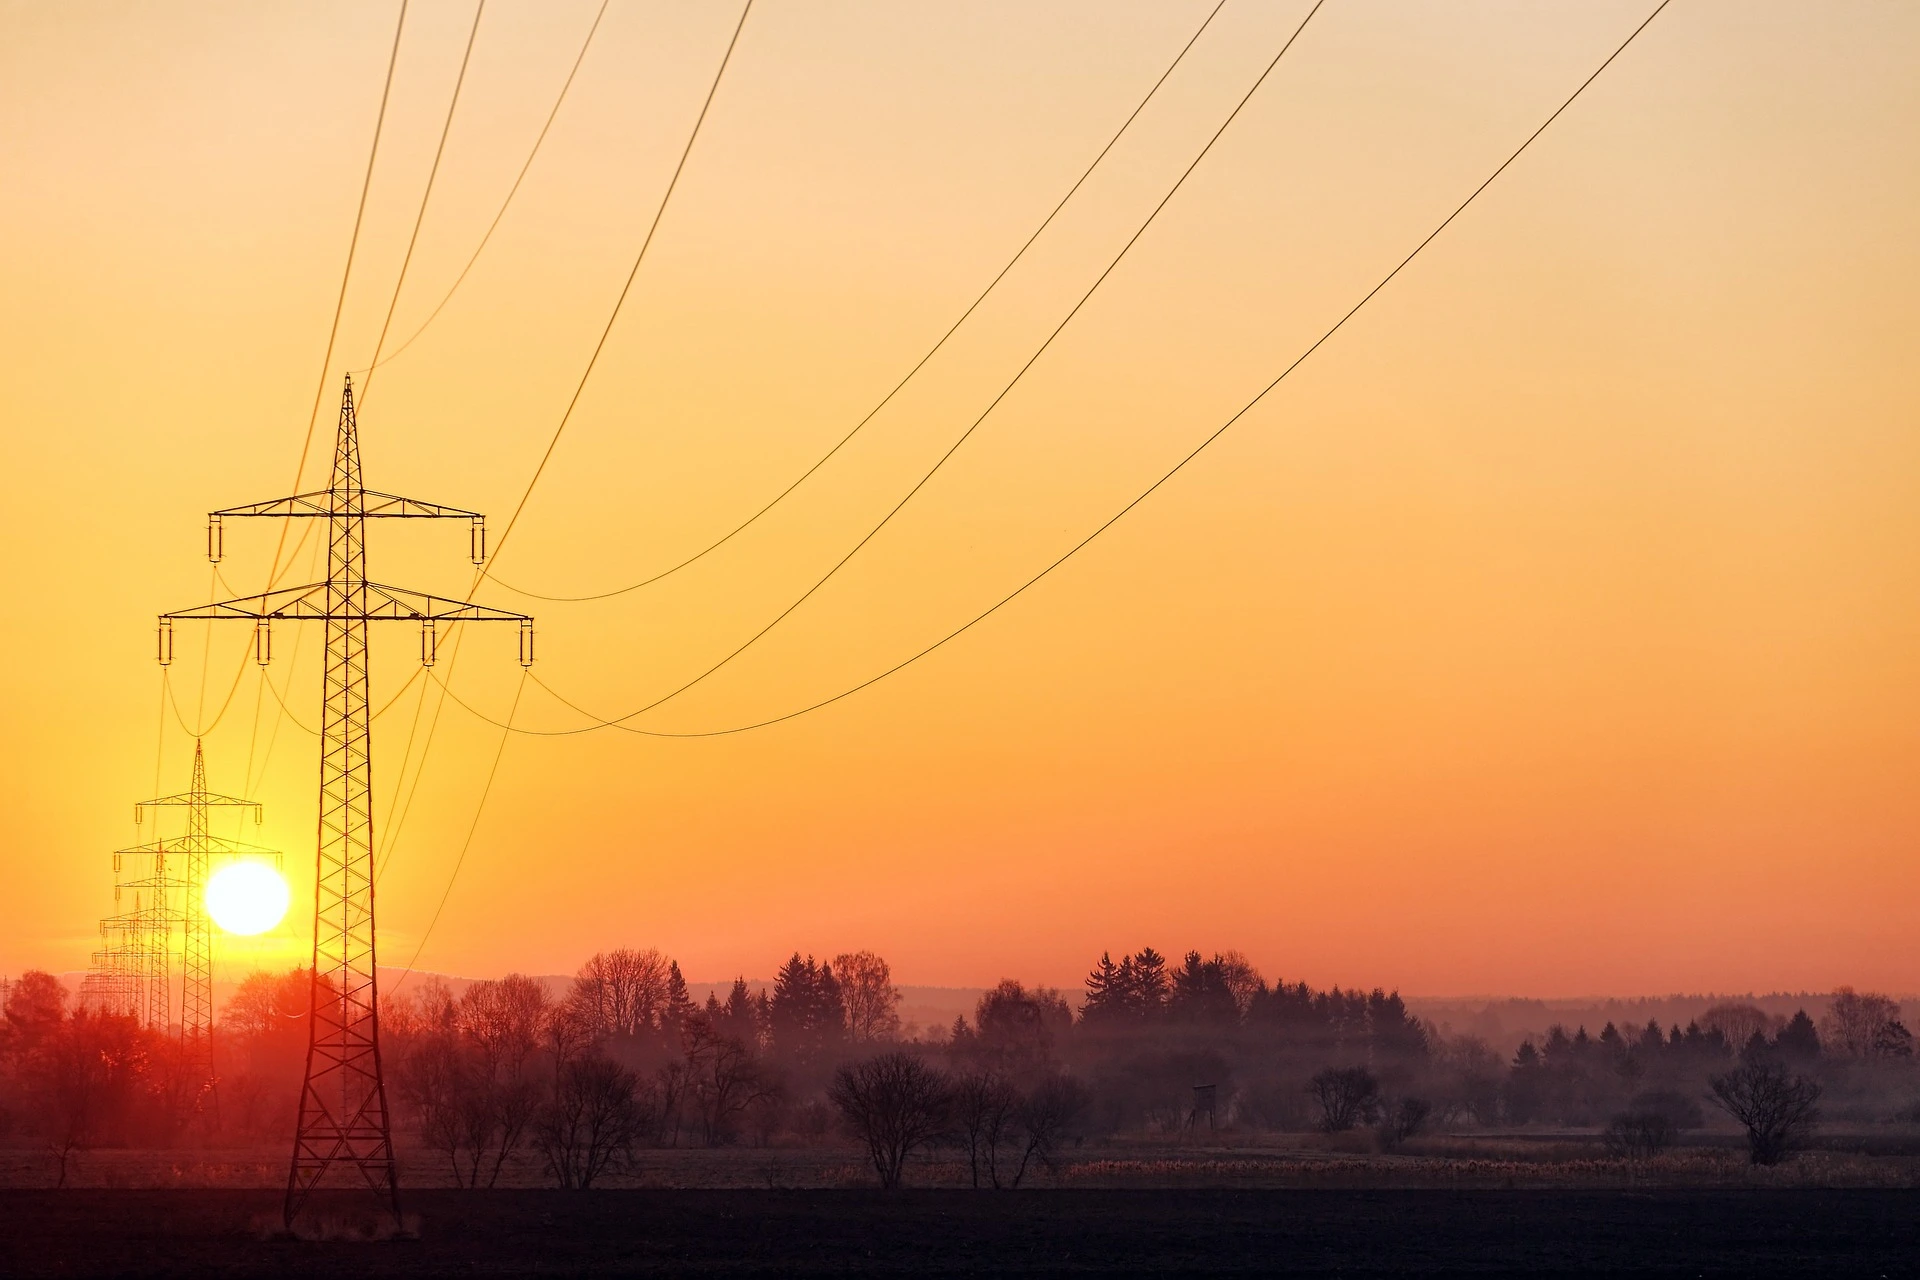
[1005,1073,1089,1187]
[1821,988,1902,1059]
[32,1016,114,1187]
[833,951,903,1044]
[564,949,671,1042]
[1700,1003,1773,1054]
[459,974,551,1079]
[1708,1061,1820,1165]
[535,1054,649,1188]
[1309,1066,1380,1132]
[1379,1097,1433,1149]
[1603,1111,1674,1161]
[685,1018,777,1146]
[949,1071,1021,1188]
[828,1051,953,1189]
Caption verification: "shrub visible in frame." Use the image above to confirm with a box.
[1378,1097,1432,1150]
[1602,1111,1674,1160]
[1309,1067,1379,1133]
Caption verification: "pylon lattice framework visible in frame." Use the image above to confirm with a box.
[120,739,274,1104]
[160,377,532,1227]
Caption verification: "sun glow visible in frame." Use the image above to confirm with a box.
[205,861,290,936]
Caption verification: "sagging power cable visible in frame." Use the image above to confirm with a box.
[435,0,1673,740]
[492,0,1329,727]
[483,0,1230,604]
[358,0,612,376]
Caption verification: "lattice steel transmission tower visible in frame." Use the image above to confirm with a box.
[87,905,158,1021]
[159,376,532,1228]
[124,739,273,1106]
[103,860,183,1029]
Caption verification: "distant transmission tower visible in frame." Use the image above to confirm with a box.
[124,739,273,1110]
[159,376,532,1228]
[87,907,152,1021]
[104,859,182,1029]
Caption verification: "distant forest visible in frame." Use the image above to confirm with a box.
[2,949,1914,1187]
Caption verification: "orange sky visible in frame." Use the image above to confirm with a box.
[2,1,1917,997]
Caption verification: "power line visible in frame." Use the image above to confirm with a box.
[484,0,1230,604]
[436,0,1673,741]
[237,1,409,797]
[369,1,752,893]
[358,0,612,376]
[375,624,466,883]
[482,0,755,580]
[388,669,528,996]
[256,661,428,738]
[163,645,253,739]
[286,0,410,523]
[359,0,488,410]
[497,0,1328,729]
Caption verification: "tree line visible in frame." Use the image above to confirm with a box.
[2,946,1912,1185]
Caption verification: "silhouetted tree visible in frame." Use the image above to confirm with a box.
[535,1053,648,1188]
[828,1051,951,1189]
[770,955,845,1063]
[2,971,67,1052]
[1774,1010,1821,1065]
[565,949,671,1043]
[948,1070,1021,1188]
[661,962,696,1041]
[1709,1061,1820,1165]
[1821,988,1902,1059]
[684,1015,777,1146]
[1006,1074,1089,1186]
[962,981,1072,1081]
[1309,1066,1379,1132]
[1169,952,1240,1027]
[1080,952,1129,1023]
[833,951,902,1044]
[1700,1003,1772,1053]
[1131,949,1170,1019]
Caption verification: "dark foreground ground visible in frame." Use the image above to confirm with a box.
[2,1188,1914,1277]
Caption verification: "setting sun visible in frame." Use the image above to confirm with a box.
[204,862,290,937]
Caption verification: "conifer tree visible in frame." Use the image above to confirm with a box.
[1131,948,1169,1019]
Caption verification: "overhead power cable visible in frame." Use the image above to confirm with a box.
[492,0,1328,728]
[285,1,410,526]
[254,661,428,738]
[370,1,752,892]
[481,0,755,580]
[359,0,488,410]
[484,0,1230,604]
[238,1,408,793]
[388,669,528,996]
[359,0,611,375]
[435,0,1673,740]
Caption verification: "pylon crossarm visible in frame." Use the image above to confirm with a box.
[161,581,529,624]
[214,489,482,520]
[116,834,278,857]
[134,791,261,811]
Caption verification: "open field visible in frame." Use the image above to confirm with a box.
[2,1188,1916,1276]
[7,1132,1920,1192]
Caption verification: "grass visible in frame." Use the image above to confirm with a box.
[5,1130,1919,1192]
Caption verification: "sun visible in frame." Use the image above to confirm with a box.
[205,861,291,936]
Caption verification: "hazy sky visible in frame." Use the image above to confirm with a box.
[2,1,1916,996]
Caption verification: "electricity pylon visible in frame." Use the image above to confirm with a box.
[104,862,182,1029]
[159,376,532,1229]
[91,906,162,1022]
[124,738,273,1109]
